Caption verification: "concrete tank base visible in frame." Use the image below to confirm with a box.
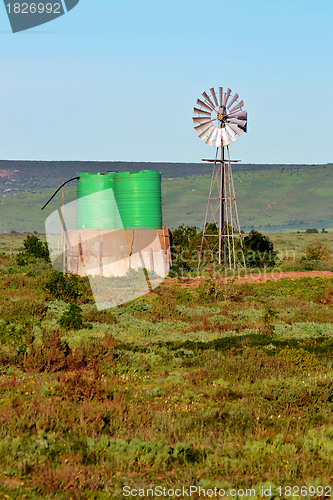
[66,228,171,278]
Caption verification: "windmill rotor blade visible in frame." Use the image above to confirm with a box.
[202,92,216,110]
[198,124,214,141]
[227,122,244,136]
[193,107,211,117]
[206,127,218,146]
[229,118,247,126]
[219,87,223,106]
[192,116,212,124]
[221,128,230,146]
[228,109,247,120]
[215,128,222,148]
[223,88,231,106]
[227,93,239,109]
[225,124,238,143]
[228,100,244,113]
[210,87,219,106]
[196,99,214,112]
[238,121,247,133]
[194,121,213,134]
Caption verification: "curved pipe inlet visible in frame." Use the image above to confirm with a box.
[41,177,80,211]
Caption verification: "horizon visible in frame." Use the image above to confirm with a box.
[1,159,332,166]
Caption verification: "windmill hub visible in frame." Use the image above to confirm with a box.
[217,106,226,122]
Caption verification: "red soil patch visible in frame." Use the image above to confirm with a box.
[0,169,18,178]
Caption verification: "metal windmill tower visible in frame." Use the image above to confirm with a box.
[193,86,247,269]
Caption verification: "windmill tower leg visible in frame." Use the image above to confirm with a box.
[226,147,247,268]
[199,147,226,269]
[198,148,219,269]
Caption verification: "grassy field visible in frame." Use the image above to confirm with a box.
[269,232,333,261]
[1,237,333,497]
[1,164,333,233]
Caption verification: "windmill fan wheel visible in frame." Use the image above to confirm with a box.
[193,86,247,147]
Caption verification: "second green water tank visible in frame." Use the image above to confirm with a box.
[115,170,162,228]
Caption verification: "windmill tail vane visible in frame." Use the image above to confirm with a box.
[193,86,247,269]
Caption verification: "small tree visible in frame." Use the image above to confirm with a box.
[23,235,49,261]
[243,230,277,268]
[305,241,331,261]
[59,304,83,330]
[16,235,50,265]
[172,224,197,249]
[172,224,198,271]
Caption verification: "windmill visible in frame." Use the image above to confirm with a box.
[193,86,247,269]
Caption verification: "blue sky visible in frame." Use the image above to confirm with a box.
[0,0,332,164]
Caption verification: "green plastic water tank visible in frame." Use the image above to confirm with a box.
[77,172,120,229]
[115,170,162,228]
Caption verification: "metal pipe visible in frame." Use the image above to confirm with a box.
[41,177,80,211]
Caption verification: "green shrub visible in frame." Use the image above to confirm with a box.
[174,287,196,304]
[130,299,149,312]
[197,278,225,303]
[16,252,29,266]
[59,304,84,330]
[151,292,179,320]
[0,296,47,323]
[197,278,246,303]
[0,320,31,359]
[83,306,118,325]
[305,241,331,261]
[243,230,277,268]
[263,304,279,328]
[172,224,197,249]
[171,224,199,272]
[22,235,49,261]
[277,347,322,371]
[43,271,91,303]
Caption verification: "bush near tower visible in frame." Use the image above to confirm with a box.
[243,229,277,268]
[172,224,278,269]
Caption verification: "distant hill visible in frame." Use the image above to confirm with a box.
[0,160,332,233]
[0,159,322,189]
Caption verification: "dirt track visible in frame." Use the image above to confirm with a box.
[173,270,333,287]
